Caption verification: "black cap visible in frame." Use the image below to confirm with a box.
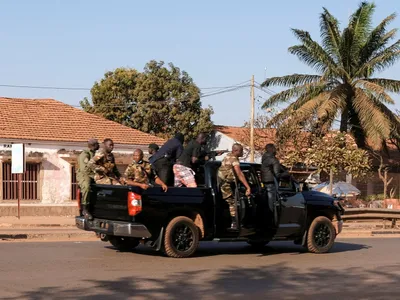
[148,143,159,151]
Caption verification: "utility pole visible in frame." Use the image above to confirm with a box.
[250,75,255,162]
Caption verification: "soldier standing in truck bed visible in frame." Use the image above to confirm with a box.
[77,138,99,220]
[218,143,251,230]
[88,138,123,185]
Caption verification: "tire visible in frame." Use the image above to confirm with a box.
[163,216,200,258]
[247,239,270,249]
[306,216,336,254]
[109,236,140,251]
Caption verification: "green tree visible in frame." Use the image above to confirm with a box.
[261,2,400,150]
[81,60,214,140]
[303,132,372,195]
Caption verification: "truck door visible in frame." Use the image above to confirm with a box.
[237,167,259,236]
[275,178,306,238]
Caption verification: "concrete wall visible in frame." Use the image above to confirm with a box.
[0,139,150,203]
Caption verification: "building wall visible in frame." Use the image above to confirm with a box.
[210,131,262,163]
[0,139,149,203]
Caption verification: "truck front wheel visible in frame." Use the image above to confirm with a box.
[109,236,140,251]
[163,216,200,258]
[306,216,336,254]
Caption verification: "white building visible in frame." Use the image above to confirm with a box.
[0,97,165,203]
[210,125,275,163]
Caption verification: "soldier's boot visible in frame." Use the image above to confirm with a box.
[82,205,93,221]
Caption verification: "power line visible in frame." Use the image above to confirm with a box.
[0,80,251,92]
[0,84,90,91]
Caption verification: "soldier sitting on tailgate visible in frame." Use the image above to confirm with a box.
[218,144,251,230]
[88,138,124,185]
[77,138,99,220]
[124,149,168,192]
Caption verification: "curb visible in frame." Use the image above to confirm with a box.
[0,231,97,241]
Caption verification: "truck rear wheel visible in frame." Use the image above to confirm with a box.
[109,236,140,251]
[163,216,199,258]
[306,216,335,254]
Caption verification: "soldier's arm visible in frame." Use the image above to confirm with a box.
[113,164,121,179]
[88,152,106,173]
[232,158,251,194]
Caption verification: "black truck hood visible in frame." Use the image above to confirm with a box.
[302,190,335,202]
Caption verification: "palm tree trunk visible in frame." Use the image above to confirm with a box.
[340,109,348,133]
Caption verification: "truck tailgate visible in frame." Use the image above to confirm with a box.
[92,185,131,222]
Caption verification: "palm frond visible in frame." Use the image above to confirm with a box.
[349,1,375,41]
[289,29,347,78]
[355,39,400,77]
[261,82,328,108]
[261,74,322,88]
[360,13,397,63]
[354,79,395,104]
[364,78,400,93]
[317,86,347,119]
[353,88,392,144]
[320,8,342,62]
[267,92,329,126]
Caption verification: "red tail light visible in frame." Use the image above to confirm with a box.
[127,191,142,216]
[77,189,81,210]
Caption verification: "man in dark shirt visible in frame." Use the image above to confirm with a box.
[149,133,184,186]
[261,143,289,226]
[173,133,207,187]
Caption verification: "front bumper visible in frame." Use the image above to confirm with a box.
[75,217,152,238]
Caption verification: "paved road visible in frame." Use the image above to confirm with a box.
[1,238,399,299]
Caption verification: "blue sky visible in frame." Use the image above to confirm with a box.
[0,0,399,126]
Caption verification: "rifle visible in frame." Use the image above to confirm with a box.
[206,149,229,161]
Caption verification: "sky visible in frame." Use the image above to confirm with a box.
[0,0,399,127]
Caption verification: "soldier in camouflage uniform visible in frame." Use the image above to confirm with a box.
[124,149,168,192]
[88,138,124,186]
[218,144,251,230]
[77,138,99,220]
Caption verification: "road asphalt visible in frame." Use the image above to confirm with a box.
[1,238,399,299]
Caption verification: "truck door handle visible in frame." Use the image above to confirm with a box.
[97,192,106,197]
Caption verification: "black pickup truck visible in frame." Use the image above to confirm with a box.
[76,161,344,258]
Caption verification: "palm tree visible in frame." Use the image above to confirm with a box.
[261,1,400,150]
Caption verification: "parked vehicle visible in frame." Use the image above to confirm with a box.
[75,162,344,258]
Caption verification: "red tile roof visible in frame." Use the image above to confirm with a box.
[0,97,165,145]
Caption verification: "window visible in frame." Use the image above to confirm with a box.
[2,162,40,200]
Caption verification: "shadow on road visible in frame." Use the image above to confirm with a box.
[8,262,400,299]
[104,240,370,258]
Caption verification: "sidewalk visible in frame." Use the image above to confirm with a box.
[0,216,96,241]
[0,216,399,241]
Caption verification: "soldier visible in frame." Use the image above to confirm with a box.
[261,143,289,226]
[88,138,124,185]
[124,149,168,191]
[77,138,99,220]
[218,143,251,230]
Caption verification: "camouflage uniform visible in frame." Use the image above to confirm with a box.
[124,160,157,184]
[88,149,121,185]
[76,149,96,205]
[217,152,240,219]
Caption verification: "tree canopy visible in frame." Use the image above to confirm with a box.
[261,1,400,150]
[81,60,214,141]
